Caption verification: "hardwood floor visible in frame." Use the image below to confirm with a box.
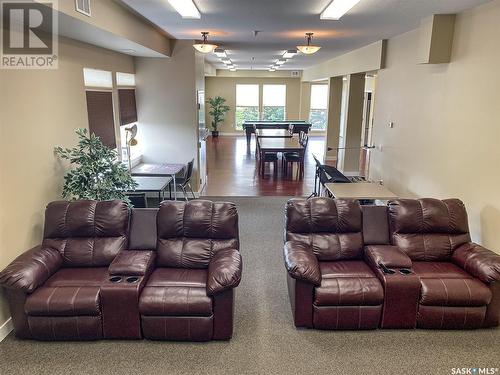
[201,135,325,197]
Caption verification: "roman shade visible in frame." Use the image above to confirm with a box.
[118,89,138,126]
[85,91,116,149]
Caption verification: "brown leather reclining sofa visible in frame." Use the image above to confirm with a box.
[0,199,242,341]
[284,197,500,330]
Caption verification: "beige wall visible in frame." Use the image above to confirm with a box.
[302,40,386,82]
[58,0,171,56]
[0,37,134,328]
[205,77,304,133]
[370,0,500,251]
[135,41,201,191]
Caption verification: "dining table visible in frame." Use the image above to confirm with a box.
[258,137,303,153]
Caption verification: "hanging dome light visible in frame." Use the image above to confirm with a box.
[193,32,218,53]
[297,33,321,55]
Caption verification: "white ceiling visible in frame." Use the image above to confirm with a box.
[120,0,491,70]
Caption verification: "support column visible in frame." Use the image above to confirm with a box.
[325,77,343,164]
[341,73,365,174]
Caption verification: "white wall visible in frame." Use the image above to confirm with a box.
[370,0,500,251]
[135,40,202,190]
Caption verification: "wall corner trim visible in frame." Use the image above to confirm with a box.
[0,317,13,342]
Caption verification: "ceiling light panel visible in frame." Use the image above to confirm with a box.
[283,49,298,59]
[168,0,201,19]
[321,0,361,20]
[214,48,227,58]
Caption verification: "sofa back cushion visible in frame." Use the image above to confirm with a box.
[388,198,470,261]
[42,200,129,267]
[156,200,239,268]
[285,198,363,261]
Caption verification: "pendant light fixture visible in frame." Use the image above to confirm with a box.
[193,32,218,53]
[297,33,321,55]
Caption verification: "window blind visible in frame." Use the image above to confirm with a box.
[85,91,116,149]
[118,88,138,126]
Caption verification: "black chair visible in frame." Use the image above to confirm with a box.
[284,133,308,179]
[257,137,278,177]
[309,154,351,198]
[170,159,195,201]
[126,192,148,208]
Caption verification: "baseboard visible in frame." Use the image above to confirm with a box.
[0,317,13,342]
[216,132,244,136]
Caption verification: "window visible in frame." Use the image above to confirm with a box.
[83,68,116,148]
[263,84,286,121]
[85,91,116,149]
[83,68,112,88]
[309,84,329,130]
[116,72,136,87]
[235,84,259,130]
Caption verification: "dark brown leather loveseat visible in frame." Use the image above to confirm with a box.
[0,199,242,341]
[284,197,500,330]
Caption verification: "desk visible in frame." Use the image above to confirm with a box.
[258,137,302,153]
[131,176,172,203]
[131,163,185,200]
[255,129,292,138]
[324,182,398,201]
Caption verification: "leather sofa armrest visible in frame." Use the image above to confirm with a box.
[452,243,500,283]
[364,245,412,270]
[0,246,62,293]
[108,250,156,276]
[284,241,321,286]
[207,249,242,296]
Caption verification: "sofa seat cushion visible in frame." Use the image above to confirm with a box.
[315,261,383,306]
[146,268,207,288]
[412,262,472,279]
[139,286,212,317]
[420,278,492,307]
[319,261,375,279]
[43,268,109,287]
[25,286,101,316]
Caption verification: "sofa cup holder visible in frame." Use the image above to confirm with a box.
[109,276,123,283]
[399,268,413,275]
[126,276,140,284]
[379,263,396,275]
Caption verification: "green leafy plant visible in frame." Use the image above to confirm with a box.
[54,128,137,202]
[207,96,230,131]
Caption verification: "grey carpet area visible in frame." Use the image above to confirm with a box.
[1,197,499,375]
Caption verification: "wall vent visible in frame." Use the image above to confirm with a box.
[75,0,91,17]
[290,71,301,77]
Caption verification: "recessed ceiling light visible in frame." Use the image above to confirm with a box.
[168,0,201,19]
[297,33,321,54]
[321,0,361,20]
[283,49,298,59]
[214,48,227,58]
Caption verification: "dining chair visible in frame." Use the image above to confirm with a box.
[284,134,308,179]
[257,137,278,177]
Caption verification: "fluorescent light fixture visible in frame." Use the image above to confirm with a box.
[276,59,286,66]
[214,48,227,58]
[168,0,201,19]
[321,0,361,20]
[283,49,298,59]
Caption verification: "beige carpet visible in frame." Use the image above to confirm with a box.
[1,197,499,375]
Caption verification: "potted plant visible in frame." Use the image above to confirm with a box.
[207,96,230,137]
[54,128,137,203]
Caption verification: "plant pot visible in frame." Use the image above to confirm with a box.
[211,131,219,137]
